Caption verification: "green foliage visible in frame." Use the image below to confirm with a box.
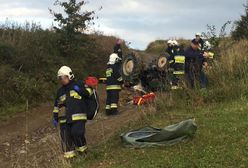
[202,21,232,56]
[232,4,248,40]
[0,21,123,118]
[49,0,95,57]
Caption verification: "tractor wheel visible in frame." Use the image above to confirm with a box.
[121,53,141,85]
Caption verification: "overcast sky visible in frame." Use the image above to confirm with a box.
[0,0,246,49]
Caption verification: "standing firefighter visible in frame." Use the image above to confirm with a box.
[52,66,93,159]
[184,40,208,89]
[105,53,123,115]
[167,41,186,89]
[194,33,205,51]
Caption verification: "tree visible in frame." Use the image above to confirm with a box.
[49,0,95,56]
[232,3,248,40]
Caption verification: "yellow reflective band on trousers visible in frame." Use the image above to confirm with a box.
[72,113,87,121]
[59,119,66,124]
[105,105,111,110]
[64,151,76,159]
[86,88,93,96]
[174,56,185,64]
[76,145,87,153]
[173,71,185,75]
[111,103,118,109]
[53,107,59,113]
[117,77,123,82]
[70,90,82,99]
[106,85,121,90]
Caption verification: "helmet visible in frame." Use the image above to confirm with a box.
[204,41,212,50]
[167,40,173,45]
[57,66,74,80]
[195,32,202,37]
[108,53,121,65]
[172,40,179,46]
[85,76,98,88]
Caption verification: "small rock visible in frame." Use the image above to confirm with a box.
[3,142,10,147]
[24,140,30,144]
[19,150,27,154]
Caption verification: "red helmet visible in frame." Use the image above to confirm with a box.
[85,76,98,87]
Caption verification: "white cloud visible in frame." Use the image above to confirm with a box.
[0,0,246,49]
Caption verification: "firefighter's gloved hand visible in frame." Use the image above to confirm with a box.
[52,119,58,128]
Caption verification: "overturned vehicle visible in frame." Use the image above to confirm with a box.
[121,52,170,92]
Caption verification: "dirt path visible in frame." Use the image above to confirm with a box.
[0,85,149,168]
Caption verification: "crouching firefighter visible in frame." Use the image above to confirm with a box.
[105,53,123,115]
[52,66,94,159]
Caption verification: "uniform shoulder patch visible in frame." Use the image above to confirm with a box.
[73,85,81,92]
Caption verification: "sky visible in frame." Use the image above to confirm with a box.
[0,0,246,49]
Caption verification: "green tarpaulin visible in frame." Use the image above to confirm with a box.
[120,119,197,148]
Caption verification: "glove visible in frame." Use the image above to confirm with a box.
[52,119,58,128]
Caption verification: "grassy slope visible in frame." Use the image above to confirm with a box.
[72,39,248,168]
[72,97,248,168]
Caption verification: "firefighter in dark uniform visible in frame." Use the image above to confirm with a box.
[113,39,123,59]
[166,40,174,56]
[105,53,123,115]
[167,40,185,89]
[194,33,205,51]
[52,66,93,159]
[184,40,208,89]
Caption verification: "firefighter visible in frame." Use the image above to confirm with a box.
[194,33,205,51]
[167,41,186,89]
[113,39,123,59]
[105,53,123,115]
[184,40,208,89]
[52,66,93,159]
[166,40,174,56]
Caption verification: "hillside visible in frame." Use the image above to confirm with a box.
[0,23,129,120]
[70,39,248,168]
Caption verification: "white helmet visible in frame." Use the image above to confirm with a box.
[108,53,121,65]
[204,41,212,50]
[195,32,202,37]
[57,66,74,80]
[167,40,173,45]
[172,40,179,46]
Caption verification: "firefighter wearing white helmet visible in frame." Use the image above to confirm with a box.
[166,40,174,56]
[105,53,123,115]
[194,32,204,51]
[53,66,94,159]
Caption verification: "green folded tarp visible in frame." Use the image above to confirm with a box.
[120,119,197,148]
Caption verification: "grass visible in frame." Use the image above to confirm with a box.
[71,95,248,168]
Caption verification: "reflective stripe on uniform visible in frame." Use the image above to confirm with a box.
[105,105,111,110]
[70,90,82,99]
[53,107,59,113]
[174,56,185,64]
[86,88,93,96]
[76,145,87,153]
[64,151,76,159]
[117,77,123,82]
[169,60,174,64]
[59,119,66,124]
[72,113,87,121]
[173,71,185,75]
[110,103,118,109]
[106,85,121,90]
